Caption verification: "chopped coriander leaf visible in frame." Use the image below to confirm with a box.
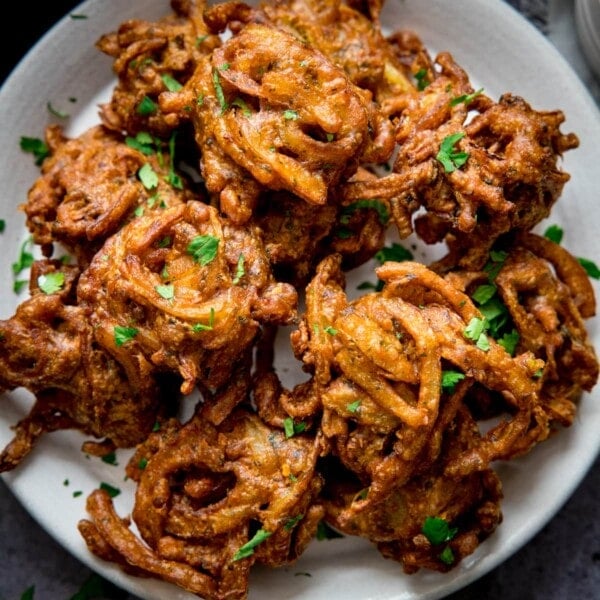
[475,333,490,351]
[99,482,121,498]
[219,62,230,71]
[20,586,35,600]
[37,272,65,295]
[157,235,172,248]
[13,280,28,294]
[283,417,306,438]
[283,109,299,120]
[498,329,520,356]
[161,73,183,92]
[414,68,430,91]
[47,101,69,118]
[463,317,487,341]
[187,234,219,265]
[436,132,469,173]
[231,97,252,116]
[232,254,245,284]
[578,256,600,279]
[375,242,413,264]
[152,421,161,432]
[138,163,159,189]
[543,223,564,244]
[471,283,496,305]
[439,545,455,565]
[449,87,484,107]
[422,516,458,545]
[196,35,209,46]
[20,136,50,165]
[324,326,337,335]
[347,399,361,413]
[137,95,158,116]
[232,528,272,561]
[284,515,304,531]
[340,199,389,226]
[483,249,508,282]
[114,325,139,346]
[316,520,344,540]
[125,131,156,155]
[0,219,5,232]
[156,283,175,300]
[101,451,118,466]
[441,370,465,393]
[12,237,34,276]
[72,490,83,498]
[69,13,88,19]
[138,457,148,470]
[212,68,228,113]
[192,307,215,332]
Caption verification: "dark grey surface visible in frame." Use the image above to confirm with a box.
[1,1,600,599]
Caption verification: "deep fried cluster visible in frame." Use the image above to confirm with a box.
[0,0,597,599]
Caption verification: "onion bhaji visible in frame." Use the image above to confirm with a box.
[0,0,597,598]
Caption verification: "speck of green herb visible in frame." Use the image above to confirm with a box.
[20,585,35,600]
[375,242,413,264]
[134,205,144,217]
[543,223,564,244]
[12,237,34,277]
[187,234,219,265]
[422,516,458,545]
[13,280,28,294]
[138,163,159,189]
[136,95,158,116]
[283,417,306,438]
[346,399,361,413]
[167,131,183,189]
[69,13,88,19]
[0,219,5,233]
[20,136,50,165]
[72,490,83,498]
[212,68,228,113]
[231,96,252,116]
[232,528,272,561]
[283,109,299,120]
[324,326,337,335]
[113,325,139,347]
[340,199,389,227]
[436,132,469,173]
[463,317,490,351]
[37,272,65,295]
[439,545,455,565]
[471,283,497,305]
[101,451,118,466]
[126,131,156,155]
[414,68,430,91]
[449,88,484,107]
[441,370,465,394]
[63,479,69,486]
[232,254,245,284]
[578,257,600,279]
[161,73,183,92]
[192,307,215,332]
[138,457,148,470]
[152,421,161,432]
[156,284,175,300]
[157,235,171,248]
[99,482,121,498]
[47,101,69,119]
[498,329,520,356]
[284,514,304,531]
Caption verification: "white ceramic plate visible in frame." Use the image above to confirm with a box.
[1,1,600,599]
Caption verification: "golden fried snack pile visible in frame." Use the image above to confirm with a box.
[1,0,598,598]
